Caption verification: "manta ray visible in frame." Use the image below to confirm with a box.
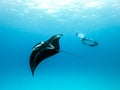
[30,34,63,76]
[30,34,84,76]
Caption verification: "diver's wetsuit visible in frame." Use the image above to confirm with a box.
[81,37,98,47]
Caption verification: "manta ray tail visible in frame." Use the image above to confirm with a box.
[57,50,84,59]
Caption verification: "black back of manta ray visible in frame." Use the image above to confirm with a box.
[30,34,63,76]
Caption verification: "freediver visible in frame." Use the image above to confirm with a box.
[76,33,98,47]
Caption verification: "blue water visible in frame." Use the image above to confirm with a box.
[0,0,120,90]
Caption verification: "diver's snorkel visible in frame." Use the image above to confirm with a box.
[76,33,98,47]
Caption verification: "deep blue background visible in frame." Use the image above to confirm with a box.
[0,0,120,90]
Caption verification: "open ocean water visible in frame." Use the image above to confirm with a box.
[0,0,120,90]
